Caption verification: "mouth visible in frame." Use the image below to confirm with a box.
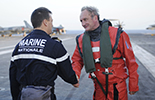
[83,25,88,29]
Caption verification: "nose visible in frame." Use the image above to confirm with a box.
[81,21,86,28]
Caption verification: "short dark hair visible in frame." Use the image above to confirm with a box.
[31,7,52,28]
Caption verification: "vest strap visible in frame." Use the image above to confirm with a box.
[95,56,123,63]
[82,31,96,73]
[100,22,113,68]
[82,22,113,73]
[90,73,106,95]
[112,28,122,54]
[113,56,123,60]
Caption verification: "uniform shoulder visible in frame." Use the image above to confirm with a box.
[51,37,62,43]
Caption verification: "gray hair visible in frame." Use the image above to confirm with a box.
[81,6,100,20]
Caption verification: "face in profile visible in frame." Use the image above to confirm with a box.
[46,14,53,34]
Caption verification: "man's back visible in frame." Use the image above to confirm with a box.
[10,30,78,100]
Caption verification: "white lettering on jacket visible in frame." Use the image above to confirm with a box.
[19,39,47,47]
[18,39,47,53]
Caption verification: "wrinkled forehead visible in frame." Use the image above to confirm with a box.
[80,10,91,19]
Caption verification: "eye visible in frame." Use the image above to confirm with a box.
[80,18,87,23]
[84,18,87,21]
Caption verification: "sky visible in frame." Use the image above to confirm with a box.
[0,0,155,30]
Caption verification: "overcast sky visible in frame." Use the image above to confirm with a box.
[0,0,155,30]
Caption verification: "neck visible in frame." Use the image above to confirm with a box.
[92,21,100,31]
[87,25,101,41]
[35,27,49,35]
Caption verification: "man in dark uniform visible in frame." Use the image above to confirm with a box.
[9,7,79,100]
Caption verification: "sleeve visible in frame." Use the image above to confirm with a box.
[71,45,84,79]
[9,46,20,100]
[54,42,78,84]
[119,31,139,92]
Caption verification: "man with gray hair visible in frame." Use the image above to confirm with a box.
[72,6,139,100]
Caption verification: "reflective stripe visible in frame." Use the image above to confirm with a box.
[11,54,56,64]
[56,53,69,62]
[125,41,129,49]
[11,53,70,65]
[92,47,100,52]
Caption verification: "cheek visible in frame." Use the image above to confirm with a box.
[50,23,53,29]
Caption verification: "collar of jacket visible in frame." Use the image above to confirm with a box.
[86,25,101,41]
[31,29,51,38]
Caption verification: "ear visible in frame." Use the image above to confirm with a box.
[94,15,98,21]
[43,19,48,26]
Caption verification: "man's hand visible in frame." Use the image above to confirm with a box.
[73,83,79,88]
[129,91,137,95]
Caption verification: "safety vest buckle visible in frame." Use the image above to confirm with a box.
[102,68,113,75]
[105,68,109,74]
[90,72,96,79]
[94,58,100,63]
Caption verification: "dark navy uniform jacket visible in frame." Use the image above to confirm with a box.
[9,30,78,100]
